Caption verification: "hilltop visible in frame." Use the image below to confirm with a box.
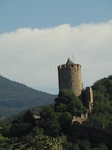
[0,75,56,118]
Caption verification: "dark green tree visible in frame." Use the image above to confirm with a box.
[88,75,112,127]
[55,90,86,116]
[54,90,86,134]
[39,105,60,136]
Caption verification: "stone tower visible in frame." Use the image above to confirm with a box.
[58,58,83,98]
[57,58,93,113]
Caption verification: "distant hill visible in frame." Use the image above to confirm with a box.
[0,75,56,118]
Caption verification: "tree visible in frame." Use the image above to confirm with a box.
[39,105,60,136]
[76,140,91,150]
[0,118,13,150]
[55,90,86,116]
[54,90,86,134]
[58,112,72,134]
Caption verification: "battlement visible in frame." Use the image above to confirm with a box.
[58,64,81,70]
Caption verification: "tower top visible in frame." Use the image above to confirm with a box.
[66,58,74,65]
[66,58,81,67]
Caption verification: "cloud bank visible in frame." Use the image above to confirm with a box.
[0,20,112,94]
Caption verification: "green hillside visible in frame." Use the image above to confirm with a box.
[92,75,112,101]
[0,75,56,118]
[88,75,112,127]
[0,75,112,149]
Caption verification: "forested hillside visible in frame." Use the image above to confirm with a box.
[0,75,112,149]
[0,75,56,118]
[93,75,112,101]
[88,75,112,127]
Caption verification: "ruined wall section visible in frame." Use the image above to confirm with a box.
[72,113,88,124]
[82,87,93,113]
[58,64,83,97]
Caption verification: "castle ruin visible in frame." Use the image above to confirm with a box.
[58,58,93,113]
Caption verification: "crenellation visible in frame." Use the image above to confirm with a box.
[59,65,61,69]
[72,113,88,124]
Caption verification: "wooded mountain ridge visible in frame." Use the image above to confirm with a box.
[0,75,56,118]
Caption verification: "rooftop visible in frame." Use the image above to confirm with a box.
[66,58,74,65]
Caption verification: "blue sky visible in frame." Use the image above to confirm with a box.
[0,0,112,94]
[0,0,112,33]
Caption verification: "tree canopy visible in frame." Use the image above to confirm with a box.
[0,75,112,149]
[88,75,112,127]
[39,90,86,135]
[55,90,86,116]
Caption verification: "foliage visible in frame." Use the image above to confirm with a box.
[0,75,112,149]
[62,135,80,150]
[0,119,63,150]
[39,105,60,136]
[39,90,86,135]
[76,140,91,150]
[54,90,86,134]
[1,110,35,137]
[0,118,13,149]
[55,90,86,116]
[92,75,112,101]
[91,144,108,150]
[58,112,72,134]
[0,106,110,150]
[88,75,112,127]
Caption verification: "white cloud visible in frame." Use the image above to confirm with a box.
[0,20,112,94]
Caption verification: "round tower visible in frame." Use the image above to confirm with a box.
[58,58,83,97]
